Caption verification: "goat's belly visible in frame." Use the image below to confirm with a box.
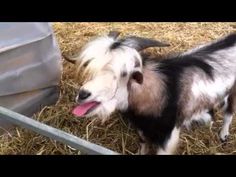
[183,110,213,128]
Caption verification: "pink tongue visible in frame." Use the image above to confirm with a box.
[72,101,99,117]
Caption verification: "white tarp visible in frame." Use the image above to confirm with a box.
[0,23,62,130]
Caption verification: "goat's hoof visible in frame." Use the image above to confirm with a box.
[220,134,229,142]
[219,129,229,142]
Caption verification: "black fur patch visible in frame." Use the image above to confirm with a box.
[134,58,141,68]
[226,95,233,114]
[208,109,215,121]
[83,60,91,67]
[208,109,214,117]
[198,33,236,53]
[123,111,175,148]
[158,55,214,79]
[110,42,121,50]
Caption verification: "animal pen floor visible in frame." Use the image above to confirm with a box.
[1,22,236,155]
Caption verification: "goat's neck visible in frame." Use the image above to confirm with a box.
[127,62,167,116]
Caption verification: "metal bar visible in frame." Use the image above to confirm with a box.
[0,106,119,155]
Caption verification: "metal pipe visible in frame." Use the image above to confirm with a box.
[0,106,119,155]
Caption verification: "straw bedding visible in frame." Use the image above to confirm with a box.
[1,22,236,155]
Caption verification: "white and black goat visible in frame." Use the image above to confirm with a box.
[64,31,236,155]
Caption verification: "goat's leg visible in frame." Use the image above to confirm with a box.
[220,87,236,142]
[220,113,233,142]
[139,143,150,155]
[136,130,150,155]
[157,126,180,155]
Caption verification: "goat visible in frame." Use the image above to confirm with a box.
[64,31,236,155]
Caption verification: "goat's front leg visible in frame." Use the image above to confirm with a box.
[136,130,150,155]
[138,142,150,155]
[156,126,180,155]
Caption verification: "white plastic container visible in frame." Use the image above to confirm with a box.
[0,23,62,131]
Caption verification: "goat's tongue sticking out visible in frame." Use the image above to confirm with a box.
[72,101,100,117]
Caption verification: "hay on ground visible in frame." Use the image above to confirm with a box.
[0,22,236,155]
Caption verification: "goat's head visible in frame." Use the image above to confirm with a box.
[64,31,169,120]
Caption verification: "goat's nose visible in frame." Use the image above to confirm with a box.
[78,89,91,100]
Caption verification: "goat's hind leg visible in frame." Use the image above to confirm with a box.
[220,86,236,142]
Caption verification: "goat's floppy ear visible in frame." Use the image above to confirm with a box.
[122,36,170,51]
[131,71,143,84]
[108,31,121,39]
[62,54,77,64]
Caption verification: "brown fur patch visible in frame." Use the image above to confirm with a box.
[128,62,167,117]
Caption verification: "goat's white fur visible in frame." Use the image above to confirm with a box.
[183,110,212,129]
[157,127,180,155]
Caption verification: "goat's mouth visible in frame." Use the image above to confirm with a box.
[72,101,101,117]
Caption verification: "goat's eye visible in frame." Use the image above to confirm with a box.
[83,60,91,67]
[121,71,127,77]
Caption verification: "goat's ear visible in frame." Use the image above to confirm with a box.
[131,71,143,84]
[108,31,121,39]
[121,36,170,51]
[62,54,78,64]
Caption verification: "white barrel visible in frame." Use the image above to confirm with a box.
[0,23,62,131]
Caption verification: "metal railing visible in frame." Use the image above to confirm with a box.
[0,106,119,155]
